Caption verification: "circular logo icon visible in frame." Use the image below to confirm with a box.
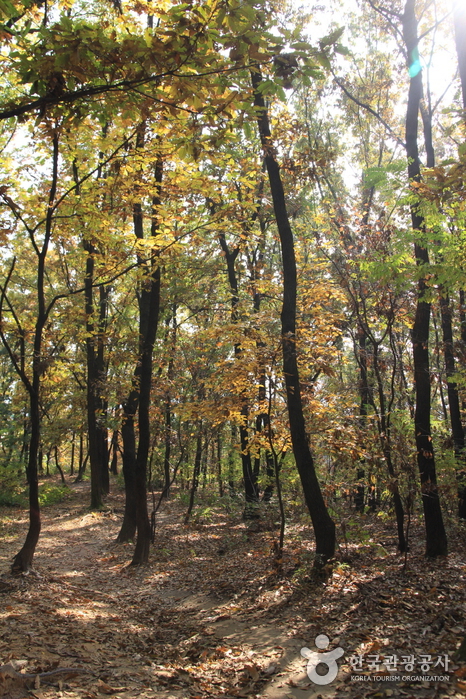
[301,634,344,686]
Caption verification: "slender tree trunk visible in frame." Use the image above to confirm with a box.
[372,342,406,552]
[84,244,104,510]
[355,326,370,511]
[402,0,447,556]
[117,408,138,542]
[12,373,41,572]
[162,308,176,499]
[38,444,43,476]
[228,425,236,495]
[163,398,172,497]
[116,138,162,562]
[78,430,84,474]
[131,155,162,564]
[439,293,464,452]
[97,284,109,495]
[439,294,466,518]
[75,433,88,482]
[219,234,259,513]
[11,133,59,572]
[184,424,203,524]
[131,247,161,564]
[85,251,110,508]
[454,0,466,520]
[70,432,75,476]
[217,429,223,497]
[251,241,275,503]
[251,68,335,564]
[54,446,65,483]
[110,429,119,475]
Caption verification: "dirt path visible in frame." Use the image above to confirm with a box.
[1,480,465,699]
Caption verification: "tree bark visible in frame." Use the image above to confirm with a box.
[97,284,110,494]
[110,430,119,475]
[11,370,41,572]
[162,307,177,499]
[439,294,465,452]
[117,407,138,542]
[402,0,447,556]
[251,68,335,564]
[132,154,162,563]
[11,133,59,571]
[184,424,203,524]
[84,244,104,510]
[216,429,223,497]
[116,132,162,562]
[453,0,466,521]
[218,233,259,513]
[372,342,406,551]
[131,231,161,564]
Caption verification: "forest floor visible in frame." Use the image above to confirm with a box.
[0,478,466,699]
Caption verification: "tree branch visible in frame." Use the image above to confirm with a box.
[332,73,406,149]
[0,258,33,394]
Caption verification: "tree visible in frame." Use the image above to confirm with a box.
[401,0,447,556]
[116,125,162,566]
[251,67,336,564]
[1,129,60,571]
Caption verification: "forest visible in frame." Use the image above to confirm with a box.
[0,0,465,697]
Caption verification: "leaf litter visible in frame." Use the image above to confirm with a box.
[0,480,465,699]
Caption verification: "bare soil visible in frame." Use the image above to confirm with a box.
[0,478,465,699]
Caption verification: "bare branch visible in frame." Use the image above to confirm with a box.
[332,73,406,149]
[0,258,33,394]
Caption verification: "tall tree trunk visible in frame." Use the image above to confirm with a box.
[70,432,75,476]
[162,307,177,499]
[219,234,259,513]
[116,136,162,562]
[250,235,275,503]
[217,428,223,497]
[12,370,41,572]
[84,243,104,510]
[453,2,466,518]
[54,446,65,483]
[251,68,335,564]
[439,295,466,518]
[184,424,203,524]
[372,342,406,551]
[11,133,59,572]
[110,429,119,475]
[402,0,447,556]
[97,284,109,495]
[131,227,161,564]
[131,154,163,564]
[117,406,138,542]
[439,293,465,454]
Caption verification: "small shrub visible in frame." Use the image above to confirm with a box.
[0,463,25,506]
[38,483,72,506]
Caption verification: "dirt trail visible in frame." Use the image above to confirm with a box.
[0,479,465,699]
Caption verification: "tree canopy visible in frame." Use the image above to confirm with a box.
[0,0,465,573]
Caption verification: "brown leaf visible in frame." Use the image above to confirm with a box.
[97,680,118,694]
[243,663,260,681]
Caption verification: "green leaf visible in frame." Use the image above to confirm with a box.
[290,40,313,51]
[319,26,345,48]
[334,43,351,56]
[313,51,331,70]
